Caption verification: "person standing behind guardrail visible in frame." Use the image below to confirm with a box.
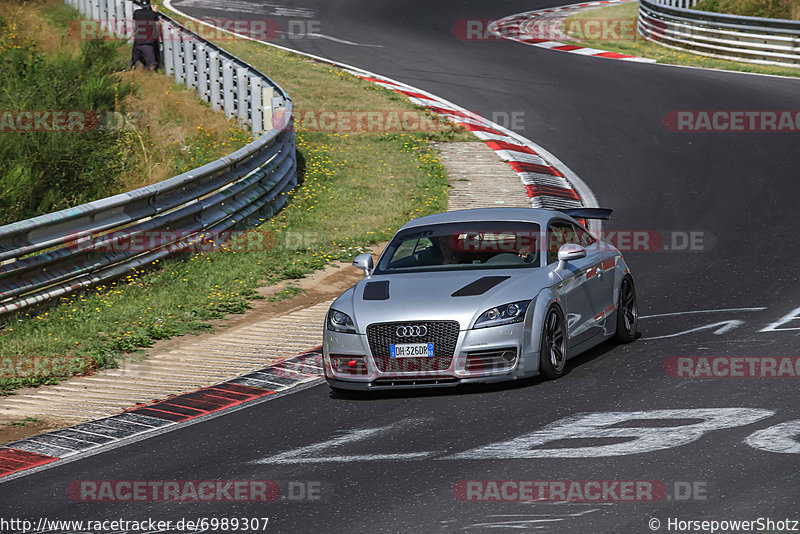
[129,0,160,70]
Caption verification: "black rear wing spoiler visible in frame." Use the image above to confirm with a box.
[560,208,613,220]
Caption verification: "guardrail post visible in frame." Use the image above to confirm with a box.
[163,22,175,75]
[103,0,112,33]
[119,0,127,37]
[222,60,235,118]
[124,0,134,41]
[97,0,105,32]
[197,43,209,102]
[111,0,120,38]
[262,86,274,132]
[237,65,249,124]
[106,0,115,34]
[273,91,288,135]
[183,38,196,89]
[173,30,185,85]
[209,51,221,111]
[249,75,263,136]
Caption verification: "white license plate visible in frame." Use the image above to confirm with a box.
[390,342,434,358]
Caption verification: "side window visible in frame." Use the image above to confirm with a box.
[547,222,579,264]
[388,238,433,268]
[388,239,416,266]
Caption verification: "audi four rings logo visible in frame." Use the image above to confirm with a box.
[396,325,428,337]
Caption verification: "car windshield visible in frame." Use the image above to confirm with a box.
[375,221,541,274]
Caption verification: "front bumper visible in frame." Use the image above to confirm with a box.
[326,373,528,390]
[324,321,538,389]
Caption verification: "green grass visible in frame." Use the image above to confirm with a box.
[10,416,39,427]
[268,285,304,302]
[563,2,800,77]
[0,4,466,394]
[693,0,799,20]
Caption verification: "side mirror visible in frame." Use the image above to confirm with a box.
[557,243,586,270]
[353,253,374,277]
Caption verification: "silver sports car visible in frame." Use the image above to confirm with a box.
[323,207,637,390]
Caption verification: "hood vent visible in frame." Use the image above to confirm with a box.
[363,280,390,300]
[451,276,510,297]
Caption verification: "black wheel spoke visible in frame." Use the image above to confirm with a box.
[545,309,566,372]
[620,280,637,335]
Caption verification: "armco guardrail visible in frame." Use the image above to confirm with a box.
[0,0,297,318]
[638,0,800,68]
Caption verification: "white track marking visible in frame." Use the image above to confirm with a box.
[305,33,383,47]
[640,320,744,340]
[746,420,800,454]
[173,0,315,17]
[464,510,601,530]
[759,306,800,332]
[252,420,441,464]
[444,408,774,459]
[640,307,767,319]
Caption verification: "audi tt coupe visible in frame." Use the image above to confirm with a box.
[322,207,638,390]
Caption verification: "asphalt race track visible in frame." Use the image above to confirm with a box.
[2,0,799,532]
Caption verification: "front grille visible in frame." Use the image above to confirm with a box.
[366,320,459,373]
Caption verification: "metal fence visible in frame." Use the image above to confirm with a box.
[0,0,297,318]
[638,0,800,68]
[650,0,699,9]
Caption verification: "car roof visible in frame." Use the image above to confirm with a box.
[398,208,572,230]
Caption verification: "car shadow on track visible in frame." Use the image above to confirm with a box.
[328,336,634,401]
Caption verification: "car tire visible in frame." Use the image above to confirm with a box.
[539,305,568,380]
[614,275,638,343]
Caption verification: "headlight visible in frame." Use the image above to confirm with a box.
[327,309,356,334]
[473,300,532,329]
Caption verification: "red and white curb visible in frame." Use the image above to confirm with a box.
[0,350,323,481]
[343,72,587,210]
[162,0,598,212]
[490,0,654,63]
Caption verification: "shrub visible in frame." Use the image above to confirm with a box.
[693,0,799,20]
[0,22,134,225]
